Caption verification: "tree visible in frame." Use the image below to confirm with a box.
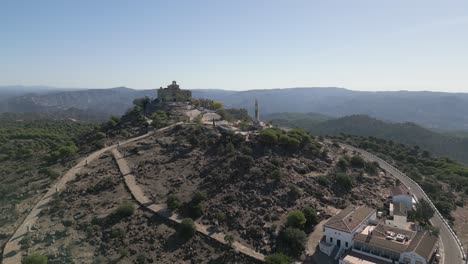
[414,199,434,224]
[302,207,318,231]
[286,210,306,229]
[23,253,48,264]
[277,227,307,257]
[265,253,293,264]
[336,173,353,191]
[151,111,168,128]
[179,218,196,239]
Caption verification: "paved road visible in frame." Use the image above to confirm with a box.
[341,143,466,264]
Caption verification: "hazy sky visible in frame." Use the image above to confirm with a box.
[1,0,468,92]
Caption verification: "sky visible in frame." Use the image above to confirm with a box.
[1,0,468,92]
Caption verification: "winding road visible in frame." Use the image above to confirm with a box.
[341,143,466,264]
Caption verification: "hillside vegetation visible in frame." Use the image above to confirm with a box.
[0,117,95,251]
[336,134,468,223]
[267,113,468,165]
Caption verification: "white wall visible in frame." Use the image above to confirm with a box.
[323,227,354,250]
[400,251,426,264]
[393,195,413,211]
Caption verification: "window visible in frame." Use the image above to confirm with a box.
[330,237,333,243]
[345,242,348,248]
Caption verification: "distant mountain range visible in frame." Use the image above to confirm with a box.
[0,86,155,116]
[2,85,468,131]
[266,113,468,165]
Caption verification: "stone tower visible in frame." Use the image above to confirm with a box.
[254,99,259,123]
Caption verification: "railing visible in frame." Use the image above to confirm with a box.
[341,143,467,262]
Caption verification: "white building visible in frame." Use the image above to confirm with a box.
[386,202,409,230]
[391,185,414,211]
[319,205,376,259]
[341,223,438,264]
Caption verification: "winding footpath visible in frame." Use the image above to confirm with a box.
[111,147,265,261]
[341,143,466,264]
[1,127,162,264]
[1,122,265,264]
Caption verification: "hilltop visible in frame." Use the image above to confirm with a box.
[2,87,401,263]
[3,85,468,131]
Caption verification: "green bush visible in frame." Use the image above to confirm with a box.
[265,253,293,264]
[350,155,366,168]
[189,203,204,219]
[317,175,330,186]
[336,173,353,191]
[115,201,135,218]
[23,253,48,264]
[192,191,207,204]
[271,169,282,181]
[337,158,348,171]
[286,210,306,229]
[179,218,196,239]
[166,195,181,210]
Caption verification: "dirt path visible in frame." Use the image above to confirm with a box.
[0,123,179,263]
[2,145,115,263]
[111,147,266,262]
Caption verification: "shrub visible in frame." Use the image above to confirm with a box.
[115,201,135,218]
[350,155,366,168]
[336,173,353,191]
[192,191,207,204]
[136,253,148,264]
[337,158,348,171]
[179,218,196,239]
[119,247,129,258]
[189,203,204,219]
[271,169,282,181]
[215,212,226,222]
[23,253,48,264]
[166,195,181,210]
[317,175,330,186]
[286,210,306,229]
[288,185,302,200]
[265,253,293,264]
[224,234,235,246]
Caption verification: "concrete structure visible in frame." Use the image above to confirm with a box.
[386,202,409,230]
[391,185,414,211]
[157,81,192,102]
[320,206,376,258]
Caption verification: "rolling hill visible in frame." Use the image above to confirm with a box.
[266,113,468,165]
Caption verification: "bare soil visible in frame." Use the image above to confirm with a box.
[22,152,254,263]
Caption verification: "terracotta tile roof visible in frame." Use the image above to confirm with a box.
[324,205,375,233]
[391,185,410,196]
